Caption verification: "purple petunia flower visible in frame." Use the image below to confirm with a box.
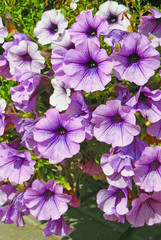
[138,7,161,39]
[34,9,68,45]
[61,40,113,92]
[69,10,109,45]
[0,33,32,80]
[104,29,127,49]
[6,40,45,74]
[0,16,8,43]
[43,216,73,237]
[97,186,129,223]
[51,31,76,78]
[34,108,85,164]
[147,120,161,139]
[100,152,133,189]
[134,146,161,192]
[14,117,40,156]
[0,142,35,184]
[92,100,140,147]
[0,185,28,227]
[0,55,13,80]
[65,92,94,140]
[10,72,51,114]
[24,179,71,221]
[96,1,131,32]
[111,33,160,86]
[126,192,161,227]
[114,85,131,105]
[126,86,161,123]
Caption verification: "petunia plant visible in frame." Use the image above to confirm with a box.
[0,0,161,237]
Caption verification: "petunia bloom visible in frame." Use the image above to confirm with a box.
[0,16,8,43]
[147,120,161,139]
[138,7,161,39]
[97,186,129,223]
[6,40,45,74]
[62,40,113,92]
[100,153,133,189]
[126,192,161,227]
[0,185,28,227]
[69,10,109,45]
[34,9,68,45]
[0,142,35,184]
[24,179,71,221]
[49,78,71,112]
[92,100,140,147]
[134,146,161,192]
[96,1,131,32]
[111,33,160,86]
[43,217,73,237]
[65,92,94,140]
[126,86,161,123]
[34,108,85,164]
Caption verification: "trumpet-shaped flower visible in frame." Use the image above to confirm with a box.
[62,40,113,92]
[111,33,160,85]
[96,1,131,32]
[24,179,71,221]
[34,108,85,163]
[92,100,140,147]
[34,9,68,45]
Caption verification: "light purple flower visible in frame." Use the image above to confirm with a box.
[126,86,161,123]
[14,117,40,155]
[6,40,45,74]
[104,29,127,49]
[34,108,85,164]
[0,185,26,227]
[51,31,75,77]
[0,142,35,184]
[122,136,148,164]
[43,217,73,237]
[134,146,161,192]
[100,153,133,189]
[126,192,161,227]
[49,78,71,112]
[92,100,140,147]
[0,16,8,43]
[96,1,131,31]
[34,9,68,45]
[138,7,161,39]
[0,33,31,80]
[147,120,161,139]
[111,33,160,86]
[114,85,131,105]
[97,186,129,223]
[0,55,13,80]
[62,40,113,92]
[10,72,50,114]
[65,92,94,140]
[24,179,71,221]
[0,113,5,136]
[69,10,109,45]
[51,30,75,51]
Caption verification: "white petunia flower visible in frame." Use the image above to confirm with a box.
[49,79,71,112]
[70,0,79,11]
[0,98,7,113]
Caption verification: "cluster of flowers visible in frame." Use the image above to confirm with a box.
[0,0,161,236]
